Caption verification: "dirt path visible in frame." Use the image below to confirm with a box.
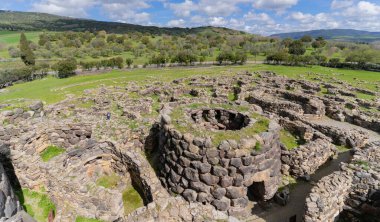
[305,116,380,143]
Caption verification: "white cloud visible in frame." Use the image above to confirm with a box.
[331,0,354,9]
[167,19,186,27]
[168,0,196,17]
[31,0,152,23]
[244,11,275,24]
[31,0,97,17]
[209,17,227,26]
[253,0,298,11]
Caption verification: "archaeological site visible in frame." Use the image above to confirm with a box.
[0,71,379,222]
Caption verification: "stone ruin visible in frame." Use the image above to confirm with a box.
[0,70,379,221]
[190,108,250,131]
[157,105,282,213]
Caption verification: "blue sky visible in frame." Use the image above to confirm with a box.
[2,0,380,35]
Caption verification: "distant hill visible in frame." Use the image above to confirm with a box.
[271,29,380,42]
[0,10,245,35]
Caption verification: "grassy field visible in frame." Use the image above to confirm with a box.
[0,31,41,59]
[0,64,379,106]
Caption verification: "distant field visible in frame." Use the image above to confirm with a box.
[0,31,41,59]
[0,64,378,105]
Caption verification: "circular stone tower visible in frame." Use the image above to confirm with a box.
[157,104,282,212]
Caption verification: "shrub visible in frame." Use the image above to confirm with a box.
[54,58,77,78]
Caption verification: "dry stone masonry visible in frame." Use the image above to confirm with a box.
[0,70,379,221]
[157,105,282,212]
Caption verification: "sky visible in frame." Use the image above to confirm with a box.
[1,0,380,35]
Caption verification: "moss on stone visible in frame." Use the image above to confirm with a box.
[15,188,55,222]
[122,186,144,215]
[75,216,105,222]
[279,129,299,151]
[40,145,65,162]
[96,173,120,189]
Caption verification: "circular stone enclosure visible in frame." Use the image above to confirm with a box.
[191,108,251,131]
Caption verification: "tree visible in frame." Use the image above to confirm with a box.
[312,37,327,49]
[54,58,77,78]
[289,40,306,56]
[19,33,35,66]
[126,58,134,68]
[300,35,313,42]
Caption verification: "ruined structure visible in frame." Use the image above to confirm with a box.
[0,70,379,221]
[157,105,281,212]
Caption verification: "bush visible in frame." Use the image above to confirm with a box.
[54,58,77,78]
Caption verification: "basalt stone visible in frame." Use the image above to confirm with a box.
[191,161,211,174]
[259,159,275,171]
[193,137,204,147]
[220,176,234,188]
[190,182,210,193]
[220,158,230,167]
[182,189,197,202]
[197,192,211,203]
[184,168,199,182]
[212,198,230,211]
[208,157,220,165]
[206,148,219,158]
[226,187,245,199]
[231,197,249,208]
[179,156,191,167]
[230,158,242,168]
[183,150,202,160]
[233,175,244,186]
[219,141,230,150]
[239,166,255,175]
[213,166,228,177]
[200,173,219,186]
[242,156,252,166]
[170,170,181,183]
[212,188,227,200]
[228,167,237,177]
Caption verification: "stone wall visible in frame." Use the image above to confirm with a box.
[304,142,380,222]
[157,106,282,212]
[304,171,353,222]
[0,101,44,125]
[0,163,22,220]
[282,138,337,177]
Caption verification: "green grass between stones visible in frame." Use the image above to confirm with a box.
[279,129,300,151]
[15,188,56,222]
[40,145,65,162]
[170,103,269,146]
[95,173,120,189]
[122,186,144,215]
[75,216,105,222]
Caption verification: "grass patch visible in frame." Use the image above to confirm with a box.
[356,92,376,100]
[122,186,144,215]
[75,216,105,222]
[280,130,300,151]
[40,145,65,162]
[96,173,120,189]
[170,103,269,146]
[278,175,297,192]
[336,145,350,153]
[354,160,370,170]
[1,64,380,105]
[15,188,55,222]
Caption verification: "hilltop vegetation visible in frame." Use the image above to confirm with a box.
[271,29,380,43]
[0,10,242,36]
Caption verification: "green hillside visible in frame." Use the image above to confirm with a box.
[0,10,244,36]
[271,29,380,42]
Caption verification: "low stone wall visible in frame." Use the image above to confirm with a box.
[282,138,337,177]
[0,101,44,124]
[304,171,353,222]
[157,105,282,212]
[0,163,22,220]
[305,142,380,222]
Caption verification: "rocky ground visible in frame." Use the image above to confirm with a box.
[0,70,379,222]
